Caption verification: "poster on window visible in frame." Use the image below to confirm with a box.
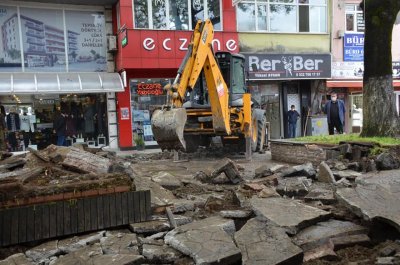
[0,6,22,72]
[65,10,107,72]
[120,107,130,120]
[19,7,66,72]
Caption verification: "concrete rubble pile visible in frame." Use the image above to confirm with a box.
[2,149,400,265]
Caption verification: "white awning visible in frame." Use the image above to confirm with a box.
[0,73,124,94]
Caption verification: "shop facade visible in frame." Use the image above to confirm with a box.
[114,0,239,149]
[0,1,123,151]
[330,1,400,133]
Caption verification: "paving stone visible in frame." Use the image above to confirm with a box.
[220,210,252,219]
[142,244,182,263]
[250,197,331,234]
[336,170,400,232]
[164,216,240,265]
[100,233,139,255]
[317,161,336,183]
[0,253,33,265]
[276,177,312,197]
[234,218,303,265]
[280,163,316,178]
[129,220,170,234]
[293,219,368,251]
[25,240,61,263]
[151,171,182,190]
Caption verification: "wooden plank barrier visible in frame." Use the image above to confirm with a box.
[0,190,151,247]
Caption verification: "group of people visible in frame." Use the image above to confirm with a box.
[287,92,346,138]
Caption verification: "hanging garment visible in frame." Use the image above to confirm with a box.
[6,113,20,132]
[20,114,35,132]
[84,104,95,134]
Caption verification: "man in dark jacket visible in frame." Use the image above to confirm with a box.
[53,112,66,146]
[324,92,346,135]
[287,105,300,138]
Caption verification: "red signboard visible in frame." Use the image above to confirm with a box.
[117,30,239,71]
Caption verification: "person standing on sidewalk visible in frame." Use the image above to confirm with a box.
[287,105,300,138]
[324,92,345,135]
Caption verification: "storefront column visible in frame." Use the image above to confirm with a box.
[116,87,133,149]
[106,92,118,149]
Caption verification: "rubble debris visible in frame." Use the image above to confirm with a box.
[335,177,352,187]
[25,240,61,264]
[165,217,240,265]
[61,147,111,174]
[142,244,182,263]
[210,158,242,184]
[254,164,286,179]
[361,157,377,172]
[375,256,400,265]
[151,171,182,190]
[379,242,400,257]
[330,234,371,250]
[243,182,266,192]
[250,197,331,234]
[304,185,336,204]
[303,241,337,262]
[220,210,252,219]
[0,253,33,265]
[276,177,312,197]
[318,161,336,183]
[279,162,316,178]
[0,157,26,171]
[258,186,280,198]
[57,231,106,253]
[129,220,170,235]
[133,175,175,208]
[333,170,362,181]
[376,153,400,170]
[100,232,139,255]
[333,161,348,171]
[234,218,303,265]
[293,219,368,252]
[348,161,362,171]
[337,170,400,232]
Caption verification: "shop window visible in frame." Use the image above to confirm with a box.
[237,0,327,33]
[345,4,364,32]
[133,0,220,30]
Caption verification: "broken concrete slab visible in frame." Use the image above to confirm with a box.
[220,210,252,219]
[234,218,303,265]
[25,240,61,263]
[330,234,371,250]
[304,187,336,204]
[129,220,170,234]
[336,170,400,232]
[376,153,400,170]
[333,170,362,181]
[318,161,336,183]
[142,244,182,263]
[250,197,331,234]
[100,233,139,255]
[210,158,242,184]
[258,186,280,198]
[151,171,182,190]
[280,163,316,178]
[91,254,145,265]
[254,164,285,179]
[303,241,337,262]
[57,231,106,253]
[53,243,103,265]
[375,256,400,265]
[133,173,176,207]
[165,217,241,265]
[276,177,312,197]
[0,253,33,265]
[293,219,368,251]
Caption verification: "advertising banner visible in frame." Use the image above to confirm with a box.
[0,5,22,72]
[343,33,364,62]
[244,53,331,80]
[332,61,400,79]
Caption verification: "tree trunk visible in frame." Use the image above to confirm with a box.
[361,0,400,137]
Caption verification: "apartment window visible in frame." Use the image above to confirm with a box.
[237,0,327,33]
[345,4,364,32]
[133,0,221,30]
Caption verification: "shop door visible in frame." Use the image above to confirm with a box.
[282,82,301,138]
[349,94,363,133]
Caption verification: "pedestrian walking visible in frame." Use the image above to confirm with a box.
[324,92,345,135]
[287,105,300,138]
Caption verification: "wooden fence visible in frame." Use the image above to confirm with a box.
[0,190,151,247]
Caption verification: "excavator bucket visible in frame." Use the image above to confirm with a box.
[151,108,187,151]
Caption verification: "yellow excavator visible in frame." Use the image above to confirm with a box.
[151,19,267,153]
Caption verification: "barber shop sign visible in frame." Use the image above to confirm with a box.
[244,53,332,80]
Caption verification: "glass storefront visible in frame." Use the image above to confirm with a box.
[129,78,171,146]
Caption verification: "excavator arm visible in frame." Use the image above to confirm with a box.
[151,20,232,150]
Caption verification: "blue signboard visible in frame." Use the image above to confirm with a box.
[343,33,364,61]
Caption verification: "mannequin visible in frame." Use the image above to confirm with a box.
[83,97,95,139]
[6,106,20,151]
